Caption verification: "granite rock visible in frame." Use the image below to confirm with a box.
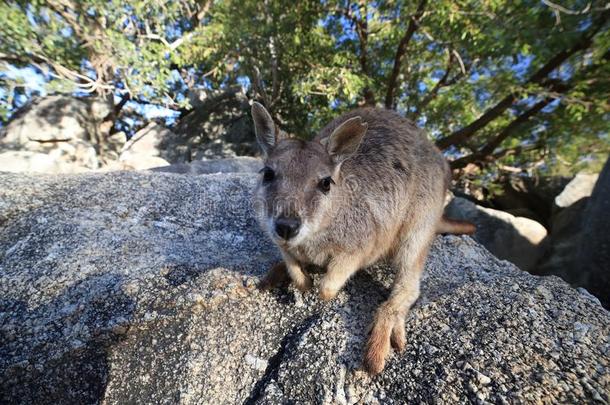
[0,172,608,404]
[445,197,548,271]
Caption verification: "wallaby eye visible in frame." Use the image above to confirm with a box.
[260,167,275,183]
[318,176,334,193]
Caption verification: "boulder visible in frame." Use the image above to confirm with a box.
[576,160,610,307]
[541,160,610,307]
[169,88,259,162]
[0,91,261,172]
[0,150,78,173]
[0,172,608,404]
[0,95,111,145]
[535,198,588,283]
[444,197,548,271]
[554,172,599,208]
[535,166,607,307]
[489,175,571,227]
[103,131,128,163]
[118,122,176,169]
[150,157,262,175]
[0,140,99,173]
[540,171,598,246]
[0,95,113,173]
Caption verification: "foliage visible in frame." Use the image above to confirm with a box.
[1,0,608,184]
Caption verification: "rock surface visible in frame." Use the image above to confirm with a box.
[554,172,599,208]
[576,159,610,307]
[445,197,548,271]
[118,122,173,170]
[171,88,258,161]
[150,157,262,175]
[0,92,259,174]
[0,150,89,173]
[578,159,610,308]
[0,95,111,145]
[0,172,608,404]
[535,165,608,307]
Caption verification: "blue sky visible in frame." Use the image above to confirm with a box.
[0,64,180,128]
[0,65,47,106]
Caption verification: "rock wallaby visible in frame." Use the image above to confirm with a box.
[251,102,475,374]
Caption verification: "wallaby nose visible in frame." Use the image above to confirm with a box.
[275,217,301,240]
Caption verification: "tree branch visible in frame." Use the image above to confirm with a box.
[114,93,131,115]
[449,98,552,169]
[436,10,608,150]
[354,2,375,105]
[384,0,427,109]
[335,2,375,104]
[492,141,546,161]
[541,0,594,15]
[414,49,468,115]
[251,66,272,109]
[195,0,213,23]
[269,36,280,104]
[448,45,609,170]
[451,140,546,170]
[0,51,113,93]
[46,0,85,37]
[168,0,214,52]
[478,99,552,155]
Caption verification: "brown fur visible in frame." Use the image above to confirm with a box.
[437,216,477,235]
[251,102,474,375]
[258,262,290,290]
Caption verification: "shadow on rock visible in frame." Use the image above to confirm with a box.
[0,279,135,404]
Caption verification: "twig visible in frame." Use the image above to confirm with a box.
[541,0,593,15]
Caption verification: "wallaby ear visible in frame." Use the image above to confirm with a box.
[251,102,277,157]
[321,116,367,162]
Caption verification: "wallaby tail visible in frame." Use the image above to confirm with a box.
[437,216,476,235]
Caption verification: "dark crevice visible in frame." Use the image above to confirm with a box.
[34,138,73,143]
[243,314,320,405]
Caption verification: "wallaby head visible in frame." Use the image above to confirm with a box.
[251,102,367,247]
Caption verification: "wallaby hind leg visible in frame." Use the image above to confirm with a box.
[363,228,435,375]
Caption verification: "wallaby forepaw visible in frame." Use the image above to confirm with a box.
[258,262,290,291]
[319,275,344,301]
[294,274,313,292]
[319,286,339,301]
